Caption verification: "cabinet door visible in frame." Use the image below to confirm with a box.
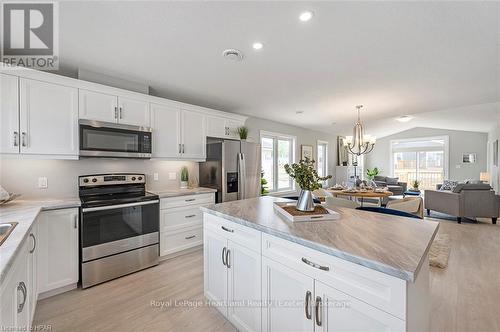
[15,240,30,330]
[27,222,38,324]
[262,257,314,332]
[181,110,206,159]
[0,74,20,154]
[19,79,78,156]
[315,281,405,332]
[150,103,181,158]
[227,241,261,332]
[37,209,79,294]
[203,229,228,317]
[225,119,243,139]
[206,116,226,138]
[118,96,150,127]
[79,89,118,123]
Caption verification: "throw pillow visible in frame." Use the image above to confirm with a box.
[440,180,458,191]
[386,177,399,185]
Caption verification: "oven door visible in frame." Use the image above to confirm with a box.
[79,120,152,159]
[81,200,159,261]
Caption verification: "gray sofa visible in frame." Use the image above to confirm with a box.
[425,183,497,224]
[373,176,407,196]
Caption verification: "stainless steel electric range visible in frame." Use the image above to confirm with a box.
[79,173,159,288]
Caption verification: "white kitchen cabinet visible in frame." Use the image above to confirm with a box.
[37,208,79,294]
[27,222,38,324]
[204,228,228,316]
[118,96,150,127]
[79,89,117,123]
[181,109,206,159]
[150,103,181,158]
[19,78,78,157]
[262,256,314,332]
[315,281,405,332]
[0,73,19,154]
[206,116,244,140]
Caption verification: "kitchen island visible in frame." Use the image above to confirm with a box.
[201,196,439,332]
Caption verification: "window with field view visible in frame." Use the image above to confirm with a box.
[261,132,296,192]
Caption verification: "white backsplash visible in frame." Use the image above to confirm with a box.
[0,157,199,198]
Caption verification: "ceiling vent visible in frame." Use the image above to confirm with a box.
[222,49,243,61]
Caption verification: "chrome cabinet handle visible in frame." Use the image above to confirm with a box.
[29,233,36,253]
[74,214,78,229]
[305,291,312,320]
[17,282,27,313]
[185,198,196,202]
[114,107,118,119]
[225,249,231,268]
[179,144,182,154]
[185,214,196,218]
[182,144,185,153]
[185,235,196,240]
[301,257,330,271]
[13,131,19,147]
[119,107,123,119]
[21,132,27,147]
[222,247,227,266]
[315,296,322,327]
[221,226,234,233]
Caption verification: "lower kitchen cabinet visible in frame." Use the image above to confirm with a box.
[37,208,79,294]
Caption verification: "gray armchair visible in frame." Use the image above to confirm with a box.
[425,183,497,224]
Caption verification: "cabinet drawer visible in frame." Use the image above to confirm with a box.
[160,193,214,209]
[203,213,261,253]
[160,205,208,232]
[262,233,406,320]
[160,226,203,256]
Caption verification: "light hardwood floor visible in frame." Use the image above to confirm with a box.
[34,219,500,332]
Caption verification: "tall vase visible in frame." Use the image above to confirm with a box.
[296,190,315,212]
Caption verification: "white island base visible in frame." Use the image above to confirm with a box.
[203,213,430,332]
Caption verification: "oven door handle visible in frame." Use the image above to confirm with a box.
[82,200,160,212]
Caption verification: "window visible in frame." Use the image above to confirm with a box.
[317,141,328,186]
[391,136,449,190]
[261,131,296,192]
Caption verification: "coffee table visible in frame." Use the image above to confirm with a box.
[326,189,394,207]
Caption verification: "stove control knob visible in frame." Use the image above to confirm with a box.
[83,178,89,183]
[138,176,143,181]
[92,178,97,183]
[131,177,136,181]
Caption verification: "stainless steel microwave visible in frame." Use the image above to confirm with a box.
[79,120,152,159]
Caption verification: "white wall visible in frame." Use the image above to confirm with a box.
[0,158,198,199]
[365,127,488,181]
[245,117,338,188]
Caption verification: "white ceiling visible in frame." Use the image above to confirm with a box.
[57,1,500,135]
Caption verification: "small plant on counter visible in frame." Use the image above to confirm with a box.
[284,158,332,191]
[261,170,269,196]
[237,126,249,140]
[366,167,380,180]
[180,166,189,189]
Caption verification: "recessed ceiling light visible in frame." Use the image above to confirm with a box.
[252,42,263,50]
[296,111,304,114]
[396,115,413,123]
[299,11,314,22]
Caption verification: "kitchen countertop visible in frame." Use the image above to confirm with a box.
[201,196,439,282]
[149,187,217,198]
[0,198,81,284]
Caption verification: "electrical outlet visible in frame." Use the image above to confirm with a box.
[38,177,48,189]
[153,173,159,181]
[456,164,461,169]
[168,172,176,180]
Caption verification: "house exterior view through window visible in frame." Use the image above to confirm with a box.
[317,141,328,186]
[261,131,296,192]
[391,136,448,190]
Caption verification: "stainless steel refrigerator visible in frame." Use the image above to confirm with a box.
[199,138,261,203]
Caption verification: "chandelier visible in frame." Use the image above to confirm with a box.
[345,105,376,156]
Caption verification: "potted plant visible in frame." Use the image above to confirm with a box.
[180,166,189,189]
[237,126,249,140]
[411,180,420,191]
[284,158,332,211]
[261,170,269,196]
[366,167,380,181]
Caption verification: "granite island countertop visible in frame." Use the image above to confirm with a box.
[201,196,439,282]
[0,198,81,284]
[149,187,217,198]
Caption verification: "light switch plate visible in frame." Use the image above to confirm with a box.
[38,177,48,189]
[168,172,176,180]
[153,173,159,181]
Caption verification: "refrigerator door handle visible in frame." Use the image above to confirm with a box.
[237,152,246,200]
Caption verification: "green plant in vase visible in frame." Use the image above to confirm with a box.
[237,126,248,140]
[261,170,269,196]
[284,158,332,211]
[412,180,420,191]
[180,166,189,189]
[366,167,380,181]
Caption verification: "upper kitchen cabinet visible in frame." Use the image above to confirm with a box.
[0,74,19,154]
[150,102,181,158]
[181,109,206,159]
[19,78,79,157]
[79,89,150,127]
[206,116,245,140]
